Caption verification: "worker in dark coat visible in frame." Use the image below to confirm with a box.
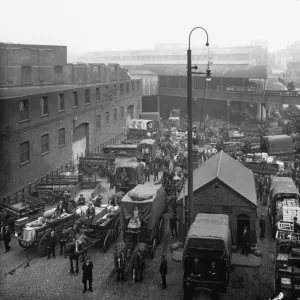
[47,229,57,259]
[259,214,266,240]
[159,254,168,290]
[2,226,11,253]
[242,226,250,257]
[59,229,67,256]
[94,195,102,207]
[169,213,178,240]
[82,256,93,293]
[56,201,66,216]
[153,164,160,182]
[78,194,86,206]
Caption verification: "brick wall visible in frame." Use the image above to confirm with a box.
[178,180,257,247]
[0,83,142,195]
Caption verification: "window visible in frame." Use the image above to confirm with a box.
[21,66,32,84]
[113,109,117,122]
[137,100,140,109]
[132,82,135,92]
[41,134,49,154]
[20,141,30,164]
[96,88,100,101]
[73,92,79,107]
[105,112,109,125]
[121,106,124,118]
[59,128,65,146]
[96,115,101,129]
[41,96,49,116]
[126,83,130,94]
[19,99,29,121]
[137,81,140,91]
[120,84,124,94]
[58,94,65,111]
[85,89,90,104]
[54,66,63,83]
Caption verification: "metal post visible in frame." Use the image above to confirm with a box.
[187,48,192,230]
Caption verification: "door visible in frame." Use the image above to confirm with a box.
[237,214,250,249]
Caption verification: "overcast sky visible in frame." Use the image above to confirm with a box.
[1,0,299,53]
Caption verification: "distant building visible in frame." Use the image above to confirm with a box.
[79,44,268,68]
[0,43,142,195]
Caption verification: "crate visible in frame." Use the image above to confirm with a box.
[281,277,293,290]
[278,266,293,277]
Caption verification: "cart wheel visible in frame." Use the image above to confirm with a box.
[113,219,121,240]
[150,238,156,258]
[38,232,50,257]
[103,233,110,253]
[39,190,56,205]
[19,239,35,249]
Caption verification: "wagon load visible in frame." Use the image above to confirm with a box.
[120,184,167,240]
[43,208,57,219]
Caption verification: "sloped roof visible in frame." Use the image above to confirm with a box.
[261,135,294,155]
[178,151,257,206]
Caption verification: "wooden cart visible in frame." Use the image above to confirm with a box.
[14,213,76,256]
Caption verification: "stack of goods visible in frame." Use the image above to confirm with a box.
[281,199,300,223]
[106,205,119,218]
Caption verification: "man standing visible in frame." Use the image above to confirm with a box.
[109,166,115,190]
[153,164,159,182]
[78,194,86,206]
[56,200,65,217]
[259,214,266,240]
[2,226,11,253]
[59,229,67,256]
[82,256,93,293]
[47,229,57,260]
[242,226,250,257]
[144,165,150,182]
[159,254,168,290]
[169,213,178,240]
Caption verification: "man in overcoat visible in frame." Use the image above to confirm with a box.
[159,254,168,290]
[242,226,250,257]
[82,256,93,293]
[3,226,11,253]
[47,229,57,259]
[259,214,266,240]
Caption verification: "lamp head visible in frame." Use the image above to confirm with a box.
[206,42,209,47]
[206,69,212,81]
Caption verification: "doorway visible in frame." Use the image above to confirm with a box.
[237,214,250,249]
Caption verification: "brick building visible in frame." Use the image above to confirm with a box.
[0,43,142,196]
[177,151,258,248]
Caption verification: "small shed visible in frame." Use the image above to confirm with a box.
[177,151,257,248]
[261,135,294,156]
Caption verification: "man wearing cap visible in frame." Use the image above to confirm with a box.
[78,194,86,206]
[3,226,11,253]
[82,256,93,293]
[159,254,168,290]
[47,229,57,260]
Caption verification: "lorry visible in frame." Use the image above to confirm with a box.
[182,213,233,299]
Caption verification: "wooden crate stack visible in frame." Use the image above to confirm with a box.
[280,199,300,223]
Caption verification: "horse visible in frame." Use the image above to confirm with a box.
[114,242,127,281]
[132,243,147,283]
[64,233,88,275]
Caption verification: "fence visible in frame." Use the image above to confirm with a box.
[1,131,127,206]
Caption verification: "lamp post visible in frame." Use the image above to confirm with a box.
[187,27,210,230]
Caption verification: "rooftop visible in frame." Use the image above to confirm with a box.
[179,150,257,206]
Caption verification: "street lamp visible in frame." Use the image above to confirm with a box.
[187,27,210,230]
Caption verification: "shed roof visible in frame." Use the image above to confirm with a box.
[178,151,257,206]
[261,135,294,155]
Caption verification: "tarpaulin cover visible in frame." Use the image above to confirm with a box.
[270,177,294,192]
[120,184,166,232]
[128,119,153,130]
[183,214,232,259]
[115,161,143,186]
[261,135,294,155]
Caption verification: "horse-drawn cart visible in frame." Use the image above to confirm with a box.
[114,184,167,282]
[14,212,76,256]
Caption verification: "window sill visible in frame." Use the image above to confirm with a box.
[58,110,65,113]
[105,124,110,127]
[85,103,90,106]
[41,151,49,156]
[20,119,30,124]
[96,128,101,131]
[20,160,30,166]
[41,114,49,118]
[59,144,65,148]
